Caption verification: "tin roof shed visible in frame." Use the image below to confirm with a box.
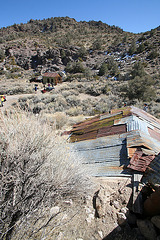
[69,106,160,177]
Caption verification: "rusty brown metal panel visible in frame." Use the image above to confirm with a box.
[70,130,97,142]
[72,116,100,129]
[128,148,137,158]
[127,149,155,172]
[43,72,59,78]
[97,124,126,138]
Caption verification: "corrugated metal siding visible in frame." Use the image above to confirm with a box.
[68,106,160,177]
[148,127,160,141]
[131,106,160,129]
[143,154,160,185]
[126,130,160,154]
[71,134,130,176]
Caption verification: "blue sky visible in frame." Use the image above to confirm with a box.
[0,0,159,33]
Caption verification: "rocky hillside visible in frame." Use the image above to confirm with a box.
[0,17,160,117]
[0,17,159,76]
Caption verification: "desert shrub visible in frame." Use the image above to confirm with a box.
[40,112,69,129]
[131,61,146,78]
[78,46,88,58]
[65,95,80,107]
[0,111,92,239]
[0,49,5,61]
[128,40,136,55]
[147,50,159,60]
[92,39,103,50]
[66,106,83,116]
[32,102,46,114]
[61,89,79,97]
[99,62,108,76]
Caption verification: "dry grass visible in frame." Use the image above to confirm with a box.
[0,110,93,239]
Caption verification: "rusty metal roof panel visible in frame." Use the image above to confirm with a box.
[43,72,60,78]
[97,124,126,138]
[127,149,155,172]
[70,130,97,142]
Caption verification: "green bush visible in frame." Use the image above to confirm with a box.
[99,62,108,76]
[123,75,156,101]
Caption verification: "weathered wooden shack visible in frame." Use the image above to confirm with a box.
[42,72,62,86]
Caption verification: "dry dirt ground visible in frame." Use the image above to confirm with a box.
[9,177,136,240]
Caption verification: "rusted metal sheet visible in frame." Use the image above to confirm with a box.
[127,149,155,172]
[71,134,130,177]
[42,72,60,78]
[97,124,126,138]
[67,106,160,177]
[128,148,137,158]
[100,111,123,120]
[70,130,97,142]
[72,116,100,129]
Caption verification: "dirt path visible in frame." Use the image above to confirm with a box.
[1,91,42,111]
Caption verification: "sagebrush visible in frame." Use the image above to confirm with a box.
[0,111,93,239]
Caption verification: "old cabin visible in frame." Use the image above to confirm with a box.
[42,72,62,86]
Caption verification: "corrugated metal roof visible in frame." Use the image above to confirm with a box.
[127,148,155,172]
[68,106,160,177]
[42,72,60,78]
[71,134,130,177]
[126,130,160,154]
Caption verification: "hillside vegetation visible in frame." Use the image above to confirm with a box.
[0,17,160,118]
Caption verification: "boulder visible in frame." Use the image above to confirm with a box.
[151,215,160,230]
[117,212,127,225]
[137,219,157,240]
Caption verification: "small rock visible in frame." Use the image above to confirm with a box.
[63,199,73,205]
[113,200,120,209]
[120,207,129,216]
[117,212,127,225]
[151,215,160,230]
[86,213,94,224]
[50,206,60,216]
[98,230,103,238]
[137,219,157,240]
